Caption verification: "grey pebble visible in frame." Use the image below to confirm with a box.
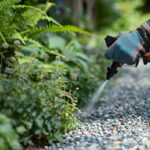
[43,65,150,150]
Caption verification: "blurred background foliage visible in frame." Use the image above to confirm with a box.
[51,0,150,30]
[0,0,150,149]
[49,0,150,104]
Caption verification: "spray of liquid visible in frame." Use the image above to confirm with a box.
[86,80,108,113]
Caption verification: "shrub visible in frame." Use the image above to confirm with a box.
[0,59,79,146]
[0,114,22,150]
[0,0,110,148]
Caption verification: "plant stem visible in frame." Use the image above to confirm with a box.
[0,32,7,43]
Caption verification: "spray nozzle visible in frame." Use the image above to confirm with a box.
[104,36,122,80]
[106,61,121,80]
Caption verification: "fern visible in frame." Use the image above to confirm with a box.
[22,25,91,36]
[11,5,61,26]
[24,37,63,56]
[12,32,25,44]
[11,4,44,13]
[42,2,55,12]
[41,15,61,26]
[0,0,20,9]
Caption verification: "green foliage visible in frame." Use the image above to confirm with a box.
[95,0,120,28]
[11,3,61,26]
[0,0,83,148]
[141,0,150,13]
[0,0,91,72]
[0,59,79,146]
[110,0,144,31]
[101,0,150,33]
[0,114,22,150]
[0,0,20,9]
[0,0,112,148]
[38,33,108,106]
[24,25,91,35]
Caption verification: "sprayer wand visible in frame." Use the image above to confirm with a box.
[106,61,121,80]
[104,35,123,80]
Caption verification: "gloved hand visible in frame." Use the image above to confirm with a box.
[105,20,150,66]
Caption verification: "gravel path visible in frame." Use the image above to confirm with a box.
[42,63,150,150]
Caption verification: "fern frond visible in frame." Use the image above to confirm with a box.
[41,16,61,26]
[0,0,20,9]
[24,37,63,56]
[11,5,61,26]
[12,32,25,44]
[38,2,55,13]
[11,3,54,13]
[0,32,7,43]
[11,5,44,13]
[22,25,91,36]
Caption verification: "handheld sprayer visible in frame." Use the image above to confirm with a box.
[106,61,121,80]
[105,35,122,80]
[87,33,150,112]
[105,35,150,80]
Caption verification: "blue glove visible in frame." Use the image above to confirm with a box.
[105,20,150,65]
[105,31,144,65]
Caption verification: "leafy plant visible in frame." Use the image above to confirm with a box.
[0,59,79,146]
[0,114,22,150]
[0,0,111,148]
[0,0,84,148]
[0,0,90,71]
[23,25,91,35]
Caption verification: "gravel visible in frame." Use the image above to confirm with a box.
[41,63,150,150]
